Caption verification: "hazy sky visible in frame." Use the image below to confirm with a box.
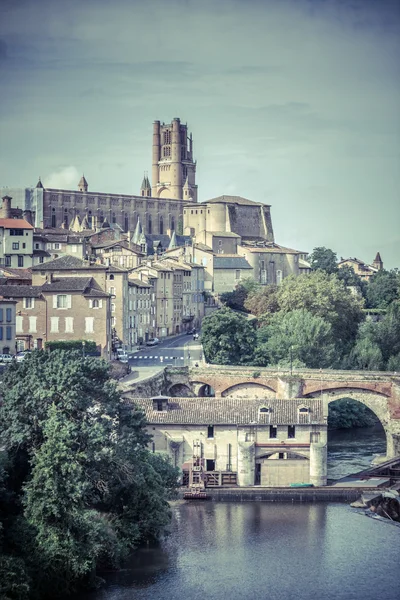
[1,0,399,268]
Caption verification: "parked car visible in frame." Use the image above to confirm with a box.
[16,352,28,363]
[0,354,13,363]
[146,338,159,346]
[187,328,196,335]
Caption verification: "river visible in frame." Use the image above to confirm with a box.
[81,427,399,600]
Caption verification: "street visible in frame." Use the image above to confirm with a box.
[129,333,203,368]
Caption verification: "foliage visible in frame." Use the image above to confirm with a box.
[45,339,97,353]
[374,301,400,363]
[0,351,178,598]
[308,247,338,274]
[337,265,368,298]
[366,269,399,309]
[219,278,260,312]
[328,399,378,429]
[276,271,364,348]
[243,284,279,317]
[201,307,256,365]
[253,309,338,369]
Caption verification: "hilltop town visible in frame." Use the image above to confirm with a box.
[0,117,385,358]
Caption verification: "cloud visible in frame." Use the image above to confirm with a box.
[44,166,80,189]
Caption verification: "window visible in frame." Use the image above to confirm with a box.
[22,243,26,249]
[35,243,39,249]
[163,145,171,157]
[109,274,114,280]
[0,327,2,340]
[207,425,214,438]
[16,316,23,333]
[0,309,2,322]
[6,326,12,340]
[5,256,11,267]
[310,432,320,443]
[6,308,12,322]
[269,425,277,439]
[71,245,78,253]
[50,317,59,333]
[29,316,37,333]
[18,256,24,267]
[24,297,34,309]
[51,213,56,227]
[92,299,99,308]
[12,242,19,250]
[259,407,270,413]
[288,425,295,439]
[56,295,67,308]
[54,243,60,250]
[39,256,44,264]
[164,129,171,144]
[159,216,164,234]
[85,317,94,333]
[65,317,74,333]
[235,270,240,280]
[111,303,116,313]
[276,270,283,285]
[109,287,115,296]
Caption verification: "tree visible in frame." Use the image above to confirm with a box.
[366,269,399,309]
[220,278,260,312]
[308,247,338,274]
[253,309,338,368]
[201,307,256,364]
[328,399,378,429]
[276,271,364,349]
[0,350,178,598]
[337,265,368,298]
[244,284,279,317]
[375,301,400,362]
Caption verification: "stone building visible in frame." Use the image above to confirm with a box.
[0,296,17,354]
[183,195,274,242]
[0,196,34,269]
[127,278,154,345]
[151,118,197,202]
[338,253,383,280]
[0,278,111,357]
[134,396,327,487]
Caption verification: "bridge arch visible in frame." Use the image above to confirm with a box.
[168,383,194,397]
[221,382,276,398]
[310,388,392,457]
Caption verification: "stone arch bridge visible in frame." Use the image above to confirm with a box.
[164,366,400,458]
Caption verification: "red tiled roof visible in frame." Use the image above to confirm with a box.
[0,218,34,230]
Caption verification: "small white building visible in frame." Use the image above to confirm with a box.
[134,396,328,488]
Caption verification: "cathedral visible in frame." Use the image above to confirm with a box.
[2,118,197,235]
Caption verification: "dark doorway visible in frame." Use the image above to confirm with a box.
[255,463,261,485]
[206,459,215,471]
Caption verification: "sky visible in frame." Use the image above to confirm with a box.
[0,0,399,268]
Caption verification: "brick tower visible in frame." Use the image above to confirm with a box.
[151,118,197,202]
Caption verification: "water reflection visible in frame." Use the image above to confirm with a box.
[83,503,400,600]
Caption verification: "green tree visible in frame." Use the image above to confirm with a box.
[366,269,399,309]
[375,301,400,364]
[0,350,178,598]
[337,265,368,298]
[308,247,338,274]
[254,309,338,368]
[328,399,378,429]
[276,271,364,349]
[244,284,279,317]
[201,307,256,364]
[220,278,260,312]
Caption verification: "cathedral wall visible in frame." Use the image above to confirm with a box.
[43,190,184,235]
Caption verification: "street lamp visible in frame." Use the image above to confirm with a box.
[290,345,293,376]
[82,340,86,359]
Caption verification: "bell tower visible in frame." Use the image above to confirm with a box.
[151,118,197,202]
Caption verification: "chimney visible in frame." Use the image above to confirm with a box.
[2,195,12,219]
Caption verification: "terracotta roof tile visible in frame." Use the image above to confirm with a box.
[131,397,324,425]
